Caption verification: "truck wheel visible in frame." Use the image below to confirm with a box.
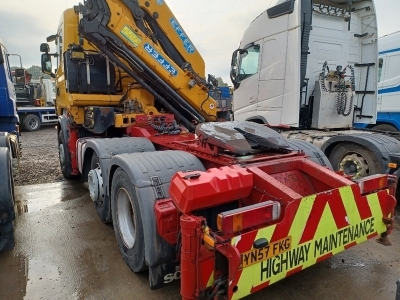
[372,124,398,132]
[22,114,40,132]
[111,167,146,272]
[0,147,16,251]
[58,131,74,179]
[0,221,15,252]
[329,143,381,179]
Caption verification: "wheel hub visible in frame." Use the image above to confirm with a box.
[339,153,369,179]
[88,167,104,203]
[59,144,65,165]
[116,188,136,249]
[29,119,37,129]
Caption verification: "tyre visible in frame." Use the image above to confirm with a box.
[58,130,74,179]
[287,139,333,170]
[91,152,111,223]
[0,147,16,252]
[22,114,40,132]
[329,142,381,179]
[0,221,15,251]
[111,167,146,272]
[372,124,398,132]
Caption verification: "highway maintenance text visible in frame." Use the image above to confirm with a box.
[256,217,375,281]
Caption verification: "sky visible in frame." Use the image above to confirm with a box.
[1,0,399,84]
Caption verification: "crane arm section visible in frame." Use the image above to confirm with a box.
[76,0,217,130]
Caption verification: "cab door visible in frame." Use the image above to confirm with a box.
[231,43,261,121]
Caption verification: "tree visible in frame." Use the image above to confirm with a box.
[216,76,229,87]
[10,65,51,80]
[27,66,51,80]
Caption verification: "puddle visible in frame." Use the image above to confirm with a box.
[23,257,63,300]
[0,254,64,300]
[14,181,87,215]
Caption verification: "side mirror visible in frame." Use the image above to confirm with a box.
[230,49,240,89]
[41,53,55,78]
[230,68,236,80]
[46,35,58,43]
[0,49,4,65]
[40,43,50,53]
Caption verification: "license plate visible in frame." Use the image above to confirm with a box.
[241,236,292,268]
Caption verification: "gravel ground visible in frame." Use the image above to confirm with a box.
[16,127,63,186]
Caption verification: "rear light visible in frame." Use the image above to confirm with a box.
[217,201,281,234]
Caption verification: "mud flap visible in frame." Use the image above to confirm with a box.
[149,261,179,290]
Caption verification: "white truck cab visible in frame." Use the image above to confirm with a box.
[231,0,400,180]
[31,78,56,106]
[232,0,377,128]
[356,31,400,131]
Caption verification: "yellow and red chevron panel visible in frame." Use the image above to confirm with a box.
[227,185,394,299]
[173,160,396,299]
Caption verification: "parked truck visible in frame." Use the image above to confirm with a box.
[209,85,232,121]
[231,0,400,180]
[40,1,397,299]
[10,69,57,132]
[354,30,400,132]
[0,39,21,251]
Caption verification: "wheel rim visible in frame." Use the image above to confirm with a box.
[59,144,65,165]
[29,118,38,130]
[116,187,136,249]
[339,153,369,179]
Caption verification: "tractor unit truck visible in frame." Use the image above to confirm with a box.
[231,0,400,180]
[40,1,397,299]
[0,39,21,252]
[355,30,400,132]
[11,69,57,132]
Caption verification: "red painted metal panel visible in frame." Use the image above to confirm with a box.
[170,166,253,214]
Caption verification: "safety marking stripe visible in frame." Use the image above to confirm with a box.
[298,199,337,269]
[235,231,258,253]
[232,187,388,298]
[351,185,373,220]
[268,194,316,286]
[286,265,303,277]
[288,194,317,246]
[269,198,302,242]
[206,271,214,288]
[232,225,276,300]
[340,186,362,226]
[378,190,392,218]
[298,193,329,244]
[366,192,386,233]
[328,189,350,229]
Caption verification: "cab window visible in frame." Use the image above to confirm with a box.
[237,44,260,82]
